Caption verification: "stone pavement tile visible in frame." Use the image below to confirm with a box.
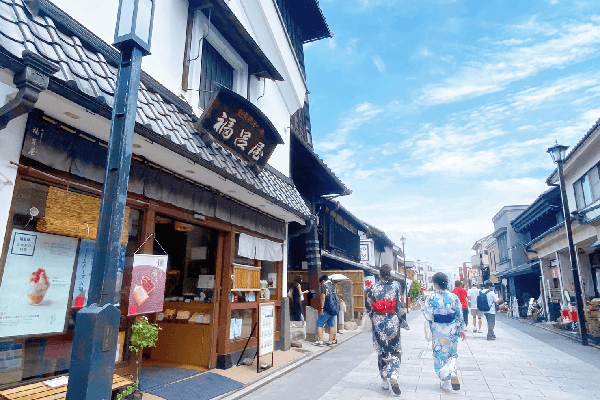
[462,391,494,398]
[389,393,441,400]
[489,394,521,400]
[537,389,589,399]
[488,387,544,397]
[336,387,389,399]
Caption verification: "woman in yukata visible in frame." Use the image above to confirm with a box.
[422,272,466,392]
[365,264,409,396]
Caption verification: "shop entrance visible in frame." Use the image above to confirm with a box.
[145,216,219,369]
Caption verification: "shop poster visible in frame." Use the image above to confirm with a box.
[128,254,168,316]
[258,303,274,356]
[72,240,126,308]
[0,230,78,338]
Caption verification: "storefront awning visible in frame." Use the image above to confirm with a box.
[499,260,541,278]
[321,252,379,276]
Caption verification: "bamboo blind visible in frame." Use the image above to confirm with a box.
[37,186,130,246]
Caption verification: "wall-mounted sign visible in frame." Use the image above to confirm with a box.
[0,230,78,338]
[195,86,283,168]
[128,254,168,316]
[360,244,369,261]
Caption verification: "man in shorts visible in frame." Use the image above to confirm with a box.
[467,283,483,333]
[313,275,337,346]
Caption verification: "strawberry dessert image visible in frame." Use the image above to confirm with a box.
[28,268,50,305]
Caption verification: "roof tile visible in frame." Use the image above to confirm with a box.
[0,0,311,219]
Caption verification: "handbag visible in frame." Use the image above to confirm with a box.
[424,320,432,342]
[361,314,373,332]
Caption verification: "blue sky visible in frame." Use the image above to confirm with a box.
[304,0,600,274]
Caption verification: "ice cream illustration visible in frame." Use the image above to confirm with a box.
[133,276,155,307]
[28,268,50,305]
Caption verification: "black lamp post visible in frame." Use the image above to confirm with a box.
[66,1,155,399]
[547,142,589,346]
[400,236,407,306]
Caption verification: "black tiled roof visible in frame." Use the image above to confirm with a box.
[0,0,311,219]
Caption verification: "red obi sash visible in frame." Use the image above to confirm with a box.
[371,299,396,314]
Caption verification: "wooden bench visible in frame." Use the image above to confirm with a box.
[0,374,133,400]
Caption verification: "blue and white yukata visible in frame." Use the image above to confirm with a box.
[365,279,409,379]
[422,289,465,381]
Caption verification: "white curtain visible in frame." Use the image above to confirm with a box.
[238,233,282,262]
[238,233,256,259]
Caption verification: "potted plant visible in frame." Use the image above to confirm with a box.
[116,317,160,400]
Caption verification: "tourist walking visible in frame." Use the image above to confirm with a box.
[313,275,338,347]
[423,272,466,392]
[365,264,409,395]
[452,280,469,324]
[467,283,483,333]
[480,280,499,340]
[292,276,308,326]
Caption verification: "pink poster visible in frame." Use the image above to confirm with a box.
[128,254,168,316]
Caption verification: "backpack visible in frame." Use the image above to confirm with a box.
[477,289,491,312]
[323,282,339,316]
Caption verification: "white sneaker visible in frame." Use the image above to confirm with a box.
[381,380,389,390]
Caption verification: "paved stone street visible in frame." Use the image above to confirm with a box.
[241,313,600,399]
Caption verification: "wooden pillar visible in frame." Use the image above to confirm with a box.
[209,229,225,369]
[216,231,234,359]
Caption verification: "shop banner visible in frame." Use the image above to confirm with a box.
[128,254,168,316]
[0,230,78,338]
[72,240,126,308]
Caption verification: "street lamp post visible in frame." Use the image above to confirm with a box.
[547,142,589,346]
[400,236,407,307]
[66,1,155,399]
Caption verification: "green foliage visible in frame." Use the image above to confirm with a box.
[116,381,139,400]
[409,280,421,299]
[129,317,160,354]
[117,317,160,398]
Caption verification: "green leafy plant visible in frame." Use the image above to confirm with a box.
[116,317,160,400]
[409,280,421,299]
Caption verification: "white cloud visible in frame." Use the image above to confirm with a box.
[372,55,387,73]
[419,47,433,57]
[510,72,600,110]
[315,102,385,151]
[417,20,600,105]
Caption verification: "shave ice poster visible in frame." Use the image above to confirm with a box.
[0,230,77,338]
[128,254,168,316]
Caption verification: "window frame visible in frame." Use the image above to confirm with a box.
[184,9,249,115]
[573,163,600,210]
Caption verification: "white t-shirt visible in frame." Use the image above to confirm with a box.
[467,288,480,308]
[483,289,499,314]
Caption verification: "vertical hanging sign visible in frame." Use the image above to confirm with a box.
[128,254,168,316]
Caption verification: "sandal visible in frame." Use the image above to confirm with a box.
[325,339,338,345]
[451,374,460,390]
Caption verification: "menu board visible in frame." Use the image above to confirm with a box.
[128,254,168,316]
[0,230,78,338]
[258,303,274,356]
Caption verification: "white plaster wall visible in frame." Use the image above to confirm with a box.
[50,0,188,96]
[0,80,28,249]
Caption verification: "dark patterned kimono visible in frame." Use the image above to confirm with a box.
[365,279,409,379]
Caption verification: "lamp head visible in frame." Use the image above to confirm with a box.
[114,0,155,55]
[547,141,569,164]
[400,235,406,246]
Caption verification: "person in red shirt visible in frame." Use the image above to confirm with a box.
[452,281,469,325]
